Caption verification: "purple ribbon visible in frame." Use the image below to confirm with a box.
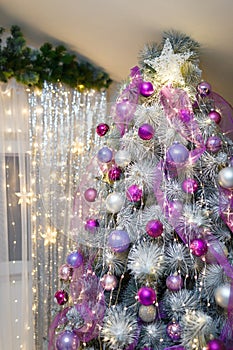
[219,187,233,233]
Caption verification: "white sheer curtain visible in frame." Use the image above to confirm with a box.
[0,79,33,349]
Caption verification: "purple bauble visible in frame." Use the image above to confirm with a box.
[54,290,69,305]
[138,123,155,140]
[206,136,222,153]
[58,264,73,281]
[126,184,143,202]
[108,166,122,181]
[66,251,83,268]
[137,286,156,306]
[139,81,154,97]
[197,81,211,97]
[108,230,130,253]
[96,123,110,136]
[56,330,80,350]
[208,110,221,124]
[206,339,226,350]
[116,100,135,121]
[166,321,182,340]
[190,239,208,257]
[101,274,118,291]
[85,218,99,233]
[182,178,198,194]
[84,188,97,202]
[97,146,113,163]
[166,142,189,165]
[146,220,163,238]
[166,275,183,291]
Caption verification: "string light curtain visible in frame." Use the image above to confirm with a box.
[28,82,107,349]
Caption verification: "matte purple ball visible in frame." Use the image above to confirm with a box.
[206,136,222,153]
[96,123,109,136]
[84,188,97,202]
[108,230,130,252]
[126,184,143,202]
[139,81,154,97]
[138,123,155,140]
[146,220,163,238]
[207,339,226,350]
[108,166,122,181]
[197,81,211,97]
[166,321,182,340]
[208,110,221,124]
[97,147,113,163]
[190,239,208,257]
[137,286,156,306]
[166,275,183,291]
[56,330,80,350]
[182,178,198,194]
[85,219,99,233]
[166,143,189,165]
[66,251,83,268]
[54,290,69,305]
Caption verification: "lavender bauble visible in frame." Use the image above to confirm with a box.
[139,81,154,97]
[190,239,208,257]
[96,123,110,136]
[208,110,221,124]
[206,339,226,350]
[138,123,155,140]
[66,251,83,268]
[166,321,182,340]
[56,330,80,350]
[182,178,198,194]
[166,275,183,291]
[116,100,135,121]
[126,184,143,202]
[146,220,163,238]
[206,136,222,153]
[54,290,69,305]
[97,146,113,163]
[166,142,189,165]
[137,286,156,306]
[108,230,130,253]
[197,81,211,97]
[84,188,97,202]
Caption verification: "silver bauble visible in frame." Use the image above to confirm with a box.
[214,284,231,309]
[115,150,131,167]
[218,167,233,189]
[106,192,124,213]
[138,304,156,322]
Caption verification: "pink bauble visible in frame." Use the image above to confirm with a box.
[54,290,69,305]
[166,321,182,340]
[137,286,156,306]
[206,136,222,153]
[84,188,98,202]
[56,330,80,350]
[85,218,99,233]
[96,123,110,136]
[58,264,73,281]
[126,184,143,202]
[146,220,163,238]
[101,274,118,291]
[206,339,226,350]
[190,239,208,257]
[108,166,122,181]
[108,230,130,253]
[197,81,211,97]
[138,123,155,140]
[208,110,221,124]
[166,275,183,291]
[139,81,154,97]
[182,178,198,194]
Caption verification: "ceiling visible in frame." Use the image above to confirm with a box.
[0,0,232,104]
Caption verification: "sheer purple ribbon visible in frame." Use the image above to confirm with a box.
[111,66,142,136]
[219,187,233,233]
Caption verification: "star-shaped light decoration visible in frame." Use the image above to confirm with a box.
[40,227,57,245]
[144,38,192,85]
[15,189,34,204]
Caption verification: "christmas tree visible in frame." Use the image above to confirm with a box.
[48,31,233,350]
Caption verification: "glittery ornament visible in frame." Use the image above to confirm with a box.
[146,220,163,238]
[190,239,208,257]
[214,284,231,309]
[101,274,118,291]
[96,123,109,136]
[166,275,183,291]
[206,136,222,153]
[181,178,198,194]
[115,149,131,167]
[56,330,80,350]
[139,81,154,97]
[166,142,189,165]
[66,251,83,268]
[208,110,221,124]
[105,192,125,213]
[197,81,211,97]
[206,339,226,350]
[58,264,73,281]
[84,218,99,233]
[166,320,182,340]
[137,286,156,306]
[108,166,122,181]
[84,187,97,202]
[138,304,156,322]
[54,290,69,305]
[126,184,143,202]
[97,146,113,163]
[108,230,130,252]
[138,123,155,140]
[218,167,233,189]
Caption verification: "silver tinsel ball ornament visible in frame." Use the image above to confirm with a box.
[105,192,125,213]
[214,284,231,309]
[218,167,233,189]
[138,304,156,322]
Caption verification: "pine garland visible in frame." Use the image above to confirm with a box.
[0,25,112,90]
